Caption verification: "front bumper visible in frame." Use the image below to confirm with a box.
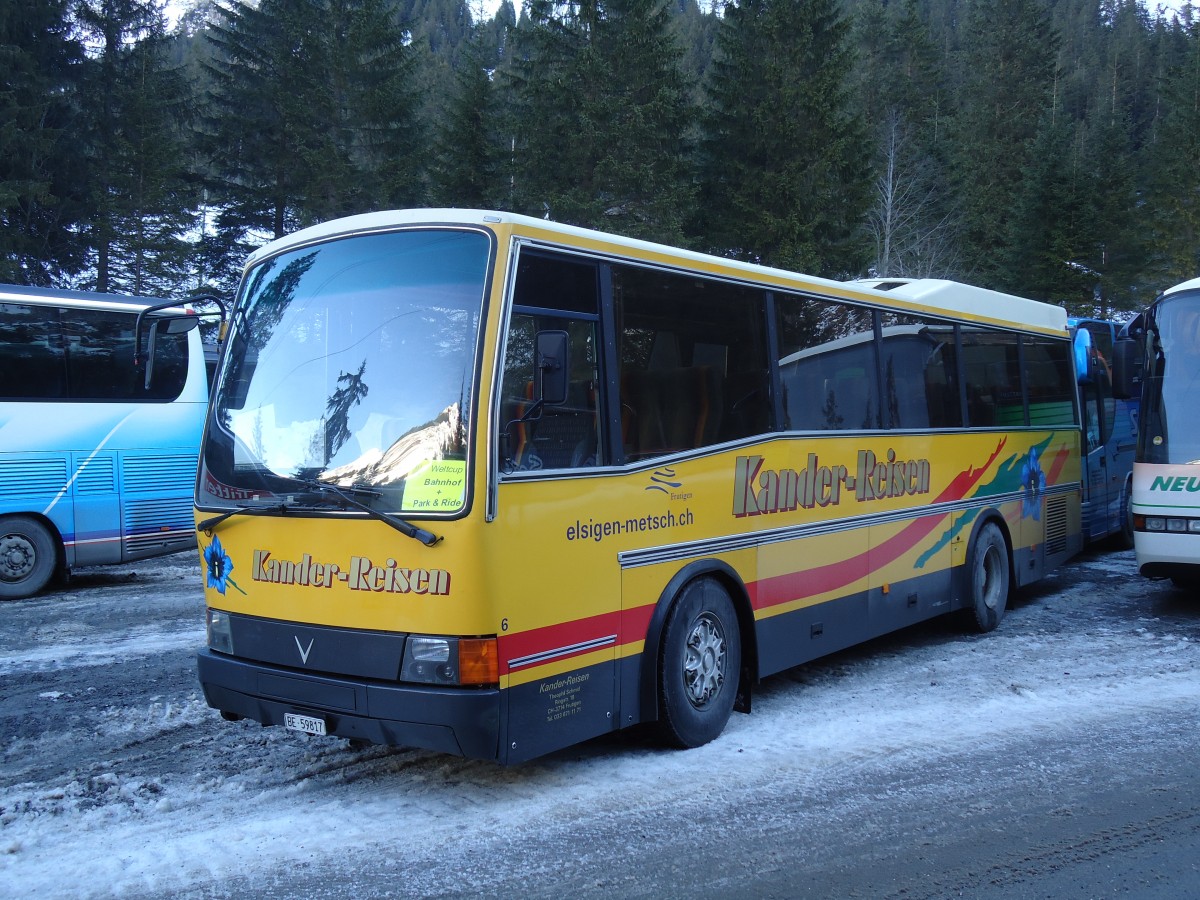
[197,649,503,761]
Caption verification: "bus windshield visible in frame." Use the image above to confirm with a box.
[200,228,490,515]
[1141,291,1200,466]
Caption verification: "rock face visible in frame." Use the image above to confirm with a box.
[324,402,464,486]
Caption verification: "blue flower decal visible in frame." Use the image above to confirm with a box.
[203,535,244,595]
[1020,448,1047,520]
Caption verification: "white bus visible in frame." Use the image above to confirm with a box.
[1120,276,1200,589]
[0,285,209,599]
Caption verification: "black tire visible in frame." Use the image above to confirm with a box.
[0,515,59,600]
[967,521,1010,633]
[657,577,741,749]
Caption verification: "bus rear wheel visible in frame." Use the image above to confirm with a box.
[657,577,741,749]
[967,521,1009,633]
[0,516,58,601]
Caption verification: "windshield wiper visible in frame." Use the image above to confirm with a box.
[197,483,442,547]
[297,480,443,547]
[197,501,291,535]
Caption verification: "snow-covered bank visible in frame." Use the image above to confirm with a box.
[1,548,1196,898]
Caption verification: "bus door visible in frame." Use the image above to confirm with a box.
[496,252,620,763]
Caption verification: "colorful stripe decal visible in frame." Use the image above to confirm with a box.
[502,435,1077,680]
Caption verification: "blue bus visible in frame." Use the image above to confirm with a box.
[1071,316,1139,547]
[0,284,209,599]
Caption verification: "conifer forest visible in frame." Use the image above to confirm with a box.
[3,0,1198,316]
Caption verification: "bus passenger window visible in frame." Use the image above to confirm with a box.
[877,310,962,429]
[612,265,770,460]
[961,328,1022,427]
[776,294,879,431]
[1022,335,1077,428]
[0,303,67,399]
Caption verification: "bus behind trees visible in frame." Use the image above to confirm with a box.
[0,285,208,599]
[195,210,1084,764]
[1122,277,1200,589]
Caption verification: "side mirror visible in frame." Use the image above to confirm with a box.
[1072,327,1094,385]
[1111,338,1140,400]
[143,318,196,390]
[535,330,569,406]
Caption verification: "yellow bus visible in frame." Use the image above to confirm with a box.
[195,210,1082,764]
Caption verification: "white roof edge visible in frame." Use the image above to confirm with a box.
[0,283,184,313]
[845,278,1067,332]
[1163,276,1200,296]
[246,211,1067,332]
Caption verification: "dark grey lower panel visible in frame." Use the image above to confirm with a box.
[197,650,502,761]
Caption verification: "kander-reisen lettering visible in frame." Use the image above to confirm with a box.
[733,449,931,517]
[251,550,450,595]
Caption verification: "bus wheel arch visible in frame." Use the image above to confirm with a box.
[641,561,755,748]
[963,514,1012,633]
[0,514,63,600]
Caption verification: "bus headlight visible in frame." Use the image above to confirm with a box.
[1138,516,1200,533]
[401,635,498,686]
[207,608,234,654]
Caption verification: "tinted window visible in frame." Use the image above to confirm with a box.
[777,294,879,431]
[500,253,603,471]
[0,303,188,401]
[961,328,1022,427]
[1023,335,1077,428]
[877,311,962,429]
[614,266,770,460]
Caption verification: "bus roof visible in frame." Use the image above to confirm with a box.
[244,209,1069,336]
[0,283,187,315]
[1163,277,1200,296]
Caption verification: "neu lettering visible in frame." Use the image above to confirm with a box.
[251,550,450,595]
[1150,475,1200,493]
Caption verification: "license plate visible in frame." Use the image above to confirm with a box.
[284,712,327,736]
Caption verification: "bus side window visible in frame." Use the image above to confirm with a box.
[776,293,879,431]
[1022,335,1077,429]
[876,311,962,430]
[0,303,67,399]
[613,264,770,460]
[502,251,604,471]
[961,328,1022,427]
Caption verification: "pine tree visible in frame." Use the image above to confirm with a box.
[0,0,87,284]
[429,27,505,207]
[949,0,1059,288]
[73,0,194,295]
[202,0,420,246]
[1141,18,1200,286]
[854,0,957,277]
[508,0,695,244]
[695,0,869,276]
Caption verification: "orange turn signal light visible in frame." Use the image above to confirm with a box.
[458,638,499,685]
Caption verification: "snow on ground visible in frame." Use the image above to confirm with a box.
[0,548,1196,897]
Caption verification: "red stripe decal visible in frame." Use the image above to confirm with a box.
[498,608,623,676]
[749,439,1004,611]
[1046,443,1071,485]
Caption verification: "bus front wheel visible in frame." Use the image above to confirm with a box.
[0,516,58,601]
[657,577,741,749]
[967,521,1010,632]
